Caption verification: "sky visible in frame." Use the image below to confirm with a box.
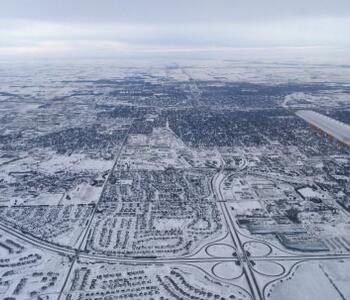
[0,0,350,61]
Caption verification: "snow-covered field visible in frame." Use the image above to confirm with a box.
[266,261,348,300]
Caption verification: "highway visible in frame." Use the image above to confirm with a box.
[58,120,135,300]
[2,220,350,264]
[1,134,350,299]
[211,160,263,300]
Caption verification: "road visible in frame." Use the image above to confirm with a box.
[57,120,134,300]
[211,159,263,300]
[1,132,350,299]
[2,220,350,264]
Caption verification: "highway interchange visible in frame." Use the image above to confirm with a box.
[1,149,350,300]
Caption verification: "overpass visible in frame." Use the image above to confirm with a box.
[296,110,350,147]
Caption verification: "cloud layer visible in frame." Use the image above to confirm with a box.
[0,0,349,59]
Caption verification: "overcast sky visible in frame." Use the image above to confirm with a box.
[0,0,349,59]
